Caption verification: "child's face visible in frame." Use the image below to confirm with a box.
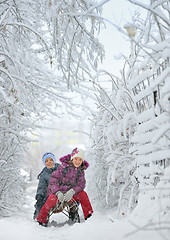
[72,157,83,168]
[45,157,54,169]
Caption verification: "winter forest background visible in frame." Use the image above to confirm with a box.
[0,0,170,239]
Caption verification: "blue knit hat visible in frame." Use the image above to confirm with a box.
[42,152,56,166]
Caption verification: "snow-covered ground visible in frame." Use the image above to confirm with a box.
[0,183,169,240]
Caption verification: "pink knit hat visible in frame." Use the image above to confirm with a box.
[71,148,84,161]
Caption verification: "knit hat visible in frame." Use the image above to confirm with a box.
[71,148,84,161]
[42,152,56,166]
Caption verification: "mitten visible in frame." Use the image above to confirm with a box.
[64,189,75,202]
[55,191,64,203]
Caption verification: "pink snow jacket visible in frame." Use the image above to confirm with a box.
[47,154,89,196]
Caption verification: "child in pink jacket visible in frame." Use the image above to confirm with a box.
[36,148,93,226]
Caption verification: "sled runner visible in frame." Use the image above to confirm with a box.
[47,199,80,226]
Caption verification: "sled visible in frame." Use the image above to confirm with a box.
[47,200,80,225]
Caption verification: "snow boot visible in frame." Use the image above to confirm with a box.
[37,221,48,227]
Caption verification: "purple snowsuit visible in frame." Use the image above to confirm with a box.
[47,154,89,196]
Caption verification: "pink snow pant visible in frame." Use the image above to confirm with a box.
[37,190,93,224]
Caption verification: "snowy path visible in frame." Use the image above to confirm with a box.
[1,211,168,240]
[0,212,117,240]
[0,183,169,240]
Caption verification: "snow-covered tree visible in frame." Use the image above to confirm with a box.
[88,0,170,224]
[0,0,105,216]
[46,0,105,88]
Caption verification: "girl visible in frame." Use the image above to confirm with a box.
[36,148,93,226]
[33,152,60,219]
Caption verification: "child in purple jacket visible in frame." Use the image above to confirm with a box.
[36,148,93,226]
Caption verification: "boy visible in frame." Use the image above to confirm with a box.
[33,152,60,219]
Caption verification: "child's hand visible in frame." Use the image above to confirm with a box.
[55,191,64,203]
[64,189,75,202]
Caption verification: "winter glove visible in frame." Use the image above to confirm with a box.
[55,191,64,203]
[64,189,75,202]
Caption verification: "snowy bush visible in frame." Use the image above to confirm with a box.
[87,75,138,216]
[128,0,170,216]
